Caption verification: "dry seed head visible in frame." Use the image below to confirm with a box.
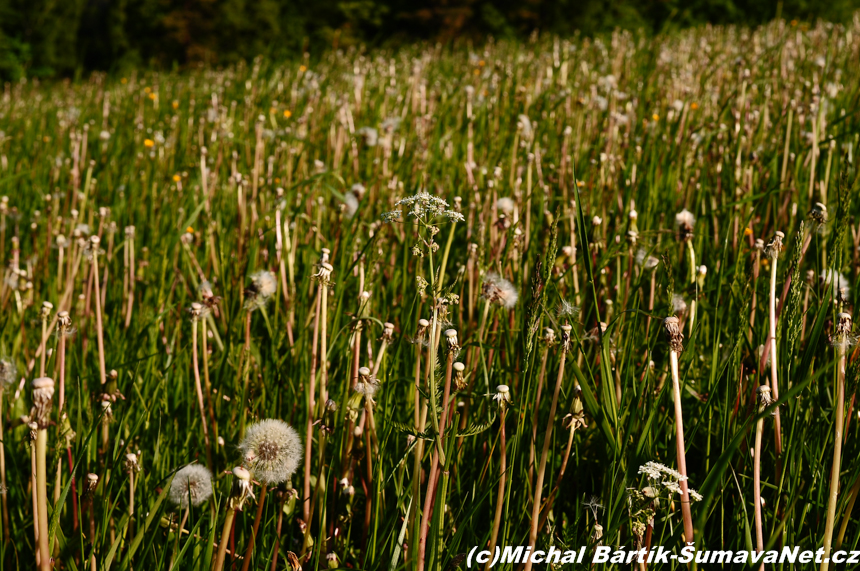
[125,453,140,473]
[31,377,55,428]
[663,317,684,353]
[833,312,856,349]
[381,322,395,342]
[445,328,459,351]
[169,464,213,508]
[40,301,53,321]
[239,419,302,484]
[229,465,256,510]
[811,202,828,224]
[493,384,512,409]
[85,473,99,497]
[453,362,466,390]
[765,231,784,259]
[313,262,334,285]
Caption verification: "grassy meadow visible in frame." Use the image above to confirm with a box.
[2,16,860,570]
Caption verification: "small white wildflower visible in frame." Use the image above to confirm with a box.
[638,461,684,482]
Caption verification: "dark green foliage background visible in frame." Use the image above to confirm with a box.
[1,0,859,79]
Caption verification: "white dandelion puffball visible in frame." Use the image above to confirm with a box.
[495,197,515,215]
[675,209,696,231]
[250,270,277,299]
[343,192,359,219]
[0,358,16,388]
[239,419,303,484]
[481,272,518,309]
[169,464,213,508]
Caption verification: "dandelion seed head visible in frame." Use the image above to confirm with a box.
[495,197,515,215]
[821,269,850,302]
[343,192,359,218]
[481,272,518,309]
[672,294,687,314]
[635,248,659,270]
[0,358,16,388]
[169,464,213,508]
[557,300,580,318]
[239,419,302,484]
[675,209,695,239]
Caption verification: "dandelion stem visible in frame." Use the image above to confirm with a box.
[192,317,213,468]
[486,406,507,571]
[304,289,321,523]
[669,349,695,543]
[240,485,267,571]
[753,401,765,569]
[0,388,9,543]
[821,319,849,571]
[91,239,107,386]
[524,329,569,571]
[768,249,784,458]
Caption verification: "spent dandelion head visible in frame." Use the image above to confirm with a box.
[764,231,784,259]
[229,466,256,511]
[30,377,55,428]
[481,272,518,309]
[832,312,856,350]
[493,385,512,410]
[664,316,684,353]
[169,464,213,508]
[239,419,302,484]
[313,262,335,287]
[453,362,466,390]
[355,367,381,402]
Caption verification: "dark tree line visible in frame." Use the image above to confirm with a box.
[1,0,858,78]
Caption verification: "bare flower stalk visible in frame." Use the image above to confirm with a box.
[416,328,458,571]
[528,331,553,487]
[89,236,107,385]
[753,386,773,570]
[766,232,784,458]
[486,385,511,571]
[821,313,852,571]
[304,288,322,523]
[0,383,8,542]
[190,303,213,467]
[214,467,255,571]
[39,301,53,377]
[664,317,694,544]
[32,376,54,571]
[523,324,572,571]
